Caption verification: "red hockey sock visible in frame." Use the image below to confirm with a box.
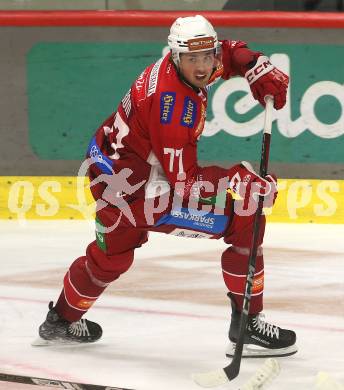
[55,256,107,322]
[54,241,135,322]
[221,246,264,314]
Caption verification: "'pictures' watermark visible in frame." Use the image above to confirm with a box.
[4,170,343,224]
[0,156,344,225]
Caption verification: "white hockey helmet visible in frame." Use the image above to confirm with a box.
[168,15,218,65]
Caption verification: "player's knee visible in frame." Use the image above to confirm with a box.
[221,245,263,271]
[86,241,134,283]
[223,213,266,247]
[222,245,263,259]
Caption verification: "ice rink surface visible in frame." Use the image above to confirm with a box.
[0,220,344,390]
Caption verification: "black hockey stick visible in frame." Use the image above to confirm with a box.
[223,95,274,381]
[0,371,134,390]
[192,96,274,387]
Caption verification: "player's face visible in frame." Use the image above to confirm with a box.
[179,50,217,88]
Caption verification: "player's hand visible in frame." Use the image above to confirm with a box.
[245,56,289,110]
[227,161,278,209]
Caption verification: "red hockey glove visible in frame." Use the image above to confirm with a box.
[227,161,278,210]
[245,56,289,110]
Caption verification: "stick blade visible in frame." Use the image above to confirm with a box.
[223,362,240,381]
[240,358,280,390]
[315,371,344,390]
[191,368,229,388]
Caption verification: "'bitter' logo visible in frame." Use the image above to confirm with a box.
[160,92,176,124]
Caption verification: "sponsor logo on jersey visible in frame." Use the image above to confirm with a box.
[170,228,213,239]
[121,89,132,117]
[171,209,215,227]
[135,71,145,93]
[147,57,163,97]
[160,92,176,124]
[181,97,197,128]
[96,230,104,243]
[154,207,228,234]
[194,102,206,138]
[87,137,113,175]
[95,217,107,251]
[187,36,215,51]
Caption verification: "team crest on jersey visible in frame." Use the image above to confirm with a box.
[180,97,197,128]
[160,92,176,124]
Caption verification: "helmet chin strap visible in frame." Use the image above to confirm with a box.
[179,71,200,92]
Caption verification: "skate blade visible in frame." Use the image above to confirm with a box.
[191,368,229,388]
[31,337,82,347]
[191,358,281,388]
[31,337,55,346]
[240,358,281,390]
[226,342,298,358]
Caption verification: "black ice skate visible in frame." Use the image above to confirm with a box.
[226,298,297,358]
[32,301,102,346]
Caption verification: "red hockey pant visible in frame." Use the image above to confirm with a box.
[55,191,266,322]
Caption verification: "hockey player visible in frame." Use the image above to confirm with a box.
[36,15,297,358]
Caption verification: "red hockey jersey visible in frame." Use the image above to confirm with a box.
[88,40,249,204]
